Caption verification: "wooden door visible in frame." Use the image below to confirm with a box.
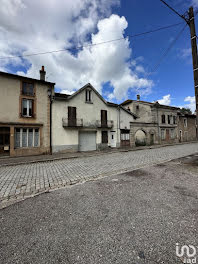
[166,129,170,141]
[101,110,107,127]
[0,127,10,155]
[68,106,76,127]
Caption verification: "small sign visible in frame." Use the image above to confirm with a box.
[4,146,9,151]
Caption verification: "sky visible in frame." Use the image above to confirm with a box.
[0,0,198,112]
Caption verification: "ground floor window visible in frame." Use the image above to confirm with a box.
[102,131,108,143]
[121,130,130,141]
[15,128,40,148]
[170,129,175,139]
[161,129,165,140]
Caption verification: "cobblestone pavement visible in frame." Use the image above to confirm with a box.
[0,143,198,207]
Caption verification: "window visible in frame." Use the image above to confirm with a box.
[121,133,130,141]
[161,114,166,124]
[168,115,170,124]
[170,129,175,139]
[14,128,39,148]
[102,131,108,143]
[85,89,92,102]
[184,118,187,127]
[136,105,139,111]
[173,116,177,124]
[22,82,34,96]
[161,129,165,140]
[15,128,20,148]
[22,99,33,117]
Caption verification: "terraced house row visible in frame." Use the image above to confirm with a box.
[0,67,197,157]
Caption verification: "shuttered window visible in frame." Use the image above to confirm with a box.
[101,110,107,127]
[68,106,76,126]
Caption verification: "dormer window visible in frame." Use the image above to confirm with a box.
[86,89,92,102]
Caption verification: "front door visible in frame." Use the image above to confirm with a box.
[166,129,170,141]
[179,130,182,142]
[0,127,10,156]
[110,131,116,148]
[150,134,154,145]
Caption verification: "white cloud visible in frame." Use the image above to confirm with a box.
[0,0,153,101]
[184,96,196,112]
[158,94,171,105]
[60,89,75,95]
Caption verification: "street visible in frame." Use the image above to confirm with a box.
[0,143,198,207]
[0,153,198,263]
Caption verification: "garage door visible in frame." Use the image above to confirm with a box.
[79,132,96,151]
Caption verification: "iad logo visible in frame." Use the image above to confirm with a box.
[176,243,197,263]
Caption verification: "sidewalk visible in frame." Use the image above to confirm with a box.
[0,141,197,167]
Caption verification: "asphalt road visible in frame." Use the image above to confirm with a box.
[0,155,198,264]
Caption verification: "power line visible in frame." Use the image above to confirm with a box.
[146,23,187,77]
[0,22,183,61]
[159,0,188,22]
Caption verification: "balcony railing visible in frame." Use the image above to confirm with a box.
[62,118,83,128]
[96,120,114,128]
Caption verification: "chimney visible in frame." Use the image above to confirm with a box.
[40,66,46,81]
[137,94,140,101]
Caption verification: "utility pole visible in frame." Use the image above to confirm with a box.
[159,0,198,138]
[188,7,198,138]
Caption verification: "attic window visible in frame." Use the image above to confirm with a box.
[86,89,92,102]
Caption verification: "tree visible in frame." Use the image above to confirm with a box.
[180,107,192,115]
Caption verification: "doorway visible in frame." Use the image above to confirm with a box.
[0,127,10,156]
[150,134,154,145]
[110,131,116,148]
[166,129,170,141]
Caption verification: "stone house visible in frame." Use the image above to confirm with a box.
[52,83,137,152]
[177,113,197,142]
[0,67,55,157]
[121,97,180,146]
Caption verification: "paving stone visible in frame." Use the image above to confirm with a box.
[0,143,198,205]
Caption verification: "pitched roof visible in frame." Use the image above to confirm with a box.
[121,99,180,110]
[54,93,70,99]
[54,83,137,118]
[0,71,55,85]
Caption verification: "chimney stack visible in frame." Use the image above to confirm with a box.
[137,94,140,101]
[40,66,46,81]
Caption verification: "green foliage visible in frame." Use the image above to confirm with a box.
[180,107,192,114]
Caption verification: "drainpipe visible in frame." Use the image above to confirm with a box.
[48,87,53,155]
[118,106,121,147]
[156,106,160,144]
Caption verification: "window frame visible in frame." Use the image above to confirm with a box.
[161,114,166,124]
[161,129,165,140]
[14,128,40,148]
[184,118,188,128]
[85,89,92,102]
[22,81,34,96]
[170,129,175,139]
[22,98,34,117]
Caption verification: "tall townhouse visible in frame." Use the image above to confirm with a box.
[52,83,137,152]
[0,67,55,157]
[121,96,180,146]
